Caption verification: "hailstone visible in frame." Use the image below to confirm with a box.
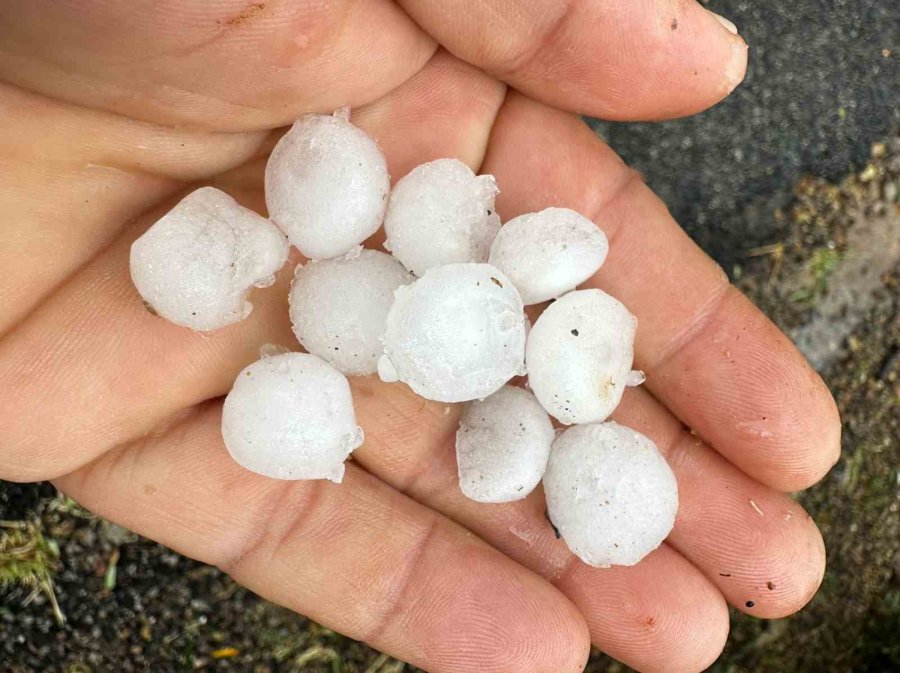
[130,186,289,331]
[379,263,527,402]
[544,422,678,567]
[289,249,413,375]
[526,289,639,424]
[383,159,500,276]
[489,207,609,305]
[456,386,555,503]
[265,113,389,259]
[221,353,363,482]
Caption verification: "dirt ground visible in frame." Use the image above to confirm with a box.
[1,139,898,672]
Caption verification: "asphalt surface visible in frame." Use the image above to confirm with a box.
[589,0,899,267]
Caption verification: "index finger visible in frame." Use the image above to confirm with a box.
[481,93,841,492]
[399,0,748,120]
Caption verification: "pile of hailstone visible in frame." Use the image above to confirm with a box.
[129,111,678,568]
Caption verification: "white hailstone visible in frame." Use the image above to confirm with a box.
[489,207,609,305]
[456,385,555,503]
[221,353,363,482]
[543,422,678,567]
[383,159,501,276]
[379,263,527,403]
[289,249,414,375]
[265,113,389,260]
[130,187,289,331]
[526,289,640,424]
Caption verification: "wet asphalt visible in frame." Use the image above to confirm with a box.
[588,0,899,267]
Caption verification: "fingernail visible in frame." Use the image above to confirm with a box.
[725,39,749,92]
[709,11,739,36]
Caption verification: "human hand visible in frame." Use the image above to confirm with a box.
[0,2,839,672]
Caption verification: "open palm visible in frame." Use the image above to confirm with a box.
[0,2,839,671]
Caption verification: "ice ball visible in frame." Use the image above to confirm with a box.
[289,249,413,376]
[265,113,389,260]
[221,353,363,482]
[526,289,637,424]
[130,187,289,331]
[379,263,526,402]
[543,422,678,567]
[489,207,608,305]
[383,159,500,276]
[456,385,555,503]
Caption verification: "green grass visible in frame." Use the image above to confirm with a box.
[789,246,842,304]
[0,520,64,625]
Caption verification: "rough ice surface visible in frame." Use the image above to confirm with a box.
[489,207,609,305]
[265,113,389,260]
[543,422,678,567]
[221,353,363,482]
[289,249,413,375]
[526,289,637,424]
[456,385,555,503]
[129,187,289,331]
[379,263,527,402]
[383,159,501,276]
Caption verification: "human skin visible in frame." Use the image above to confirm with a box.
[0,2,839,672]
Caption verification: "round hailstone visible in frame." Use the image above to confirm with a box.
[221,353,363,482]
[489,207,609,305]
[130,187,289,331]
[456,385,555,503]
[526,289,639,424]
[265,113,389,260]
[289,249,414,375]
[543,422,678,567]
[383,159,501,276]
[379,263,526,403]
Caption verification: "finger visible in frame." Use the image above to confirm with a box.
[0,52,505,482]
[0,0,436,129]
[54,404,591,673]
[0,45,494,335]
[480,93,841,491]
[350,372,825,622]
[0,81,269,335]
[350,381,731,673]
[0,0,436,334]
[352,50,504,181]
[397,0,748,120]
[610,389,826,618]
